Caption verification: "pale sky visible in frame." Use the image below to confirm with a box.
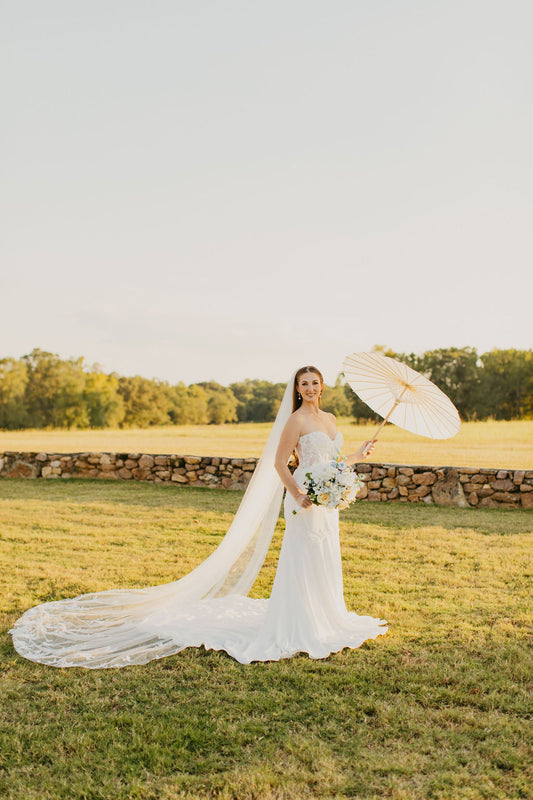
[2,0,531,386]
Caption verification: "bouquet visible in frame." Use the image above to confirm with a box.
[294,455,364,513]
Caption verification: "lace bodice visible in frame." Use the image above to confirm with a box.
[296,430,343,469]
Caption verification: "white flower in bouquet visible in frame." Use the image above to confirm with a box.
[311,461,337,483]
[337,471,355,488]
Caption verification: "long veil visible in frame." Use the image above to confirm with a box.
[9,374,295,668]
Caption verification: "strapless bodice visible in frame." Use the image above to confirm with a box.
[296,430,343,470]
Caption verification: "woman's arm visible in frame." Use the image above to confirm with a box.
[274,416,313,509]
[345,440,377,467]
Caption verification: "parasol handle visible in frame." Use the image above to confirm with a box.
[361,386,409,457]
[361,405,397,456]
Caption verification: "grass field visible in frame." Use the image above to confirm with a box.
[1,479,532,799]
[1,419,533,469]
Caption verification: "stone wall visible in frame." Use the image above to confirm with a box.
[0,451,532,509]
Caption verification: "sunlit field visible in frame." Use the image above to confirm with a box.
[1,419,532,469]
[1,479,532,800]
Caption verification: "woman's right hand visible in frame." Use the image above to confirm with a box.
[295,490,312,509]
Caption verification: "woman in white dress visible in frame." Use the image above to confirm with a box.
[244,365,387,663]
[10,366,387,668]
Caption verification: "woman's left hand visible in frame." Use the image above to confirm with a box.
[345,439,377,466]
[360,440,377,459]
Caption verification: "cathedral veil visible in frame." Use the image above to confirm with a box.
[9,374,296,668]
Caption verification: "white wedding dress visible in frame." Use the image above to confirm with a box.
[10,379,387,668]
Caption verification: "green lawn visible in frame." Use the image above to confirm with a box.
[1,418,533,469]
[1,479,532,800]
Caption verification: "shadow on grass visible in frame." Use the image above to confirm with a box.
[0,478,242,514]
[346,502,533,535]
[2,478,532,535]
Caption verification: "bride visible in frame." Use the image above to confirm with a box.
[10,366,387,668]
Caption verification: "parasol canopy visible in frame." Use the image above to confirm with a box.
[342,351,461,440]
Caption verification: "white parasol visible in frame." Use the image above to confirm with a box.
[342,351,461,447]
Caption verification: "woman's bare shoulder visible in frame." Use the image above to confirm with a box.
[277,412,303,450]
[286,409,304,427]
[282,409,305,433]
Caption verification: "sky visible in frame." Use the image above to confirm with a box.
[2,0,532,386]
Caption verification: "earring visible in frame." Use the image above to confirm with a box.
[297,392,302,400]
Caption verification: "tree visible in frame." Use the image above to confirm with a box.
[196,381,238,424]
[84,370,125,428]
[186,385,211,424]
[208,387,238,424]
[168,383,210,424]
[229,380,256,422]
[414,347,481,420]
[22,348,89,428]
[478,349,533,420]
[322,375,351,417]
[117,376,172,427]
[2,346,532,429]
[0,358,30,428]
[230,380,285,422]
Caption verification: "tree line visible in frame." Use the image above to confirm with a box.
[0,346,531,430]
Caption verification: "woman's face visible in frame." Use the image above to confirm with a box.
[297,371,323,402]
